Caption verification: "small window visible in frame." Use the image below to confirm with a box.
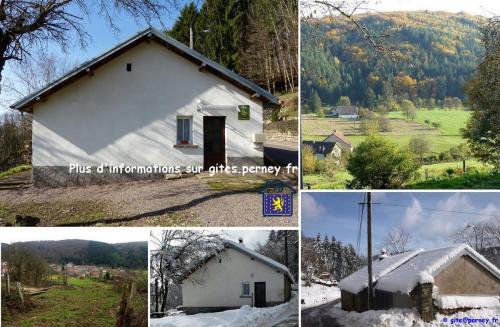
[177,117,193,144]
[218,259,222,263]
[241,282,250,296]
[126,63,132,71]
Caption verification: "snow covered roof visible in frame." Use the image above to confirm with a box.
[11,28,278,112]
[338,249,423,294]
[224,240,294,282]
[434,295,500,310]
[375,244,500,294]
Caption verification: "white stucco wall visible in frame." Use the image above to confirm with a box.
[182,247,286,308]
[31,41,264,167]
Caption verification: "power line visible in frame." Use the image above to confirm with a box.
[375,202,500,218]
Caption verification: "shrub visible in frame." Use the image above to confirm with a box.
[346,135,420,188]
[302,145,317,174]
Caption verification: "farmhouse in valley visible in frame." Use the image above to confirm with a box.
[302,141,342,160]
[323,130,353,151]
[11,28,277,187]
[339,244,500,322]
[181,239,294,314]
[334,106,359,119]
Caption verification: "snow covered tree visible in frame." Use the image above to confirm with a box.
[256,230,299,282]
[150,230,223,312]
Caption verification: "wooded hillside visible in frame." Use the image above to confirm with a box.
[301,11,485,108]
[1,240,147,269]
[168,0,298,94]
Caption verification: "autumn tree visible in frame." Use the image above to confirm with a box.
[0,0,179,91]
[336,96,351,106]
[463,17,500,169]
[401,99,416,120]
[302,145,317,174]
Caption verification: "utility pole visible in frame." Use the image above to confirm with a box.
[284,231,289,268]
[189,26,193,49]
[367,191,374,309]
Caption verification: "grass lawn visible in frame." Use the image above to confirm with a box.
[0,165,31,179]
[2,278,121,327]
[302,160,497,190]
[302,171,352,190]
[387,109,470,135]
[302,108,470,156]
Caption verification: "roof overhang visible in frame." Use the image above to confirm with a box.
[11,28,278,112]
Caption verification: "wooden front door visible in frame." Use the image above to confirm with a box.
[254,282,266,307]
[203,116,226,169]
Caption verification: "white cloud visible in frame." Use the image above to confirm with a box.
[399,193,500,249]
[402,197,423,228]
[301,193,327,220]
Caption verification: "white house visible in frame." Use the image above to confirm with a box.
[335,106,359,119]
[11,28,277,187]
[181,239,294,315]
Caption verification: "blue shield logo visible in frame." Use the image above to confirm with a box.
[261,180,294,216]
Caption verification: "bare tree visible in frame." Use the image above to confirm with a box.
[454,221,500,251]
[150,230,223,313]
[381,228,413,254]
[301,0,396,57]
[1,48,76,110]
[0,0,180,90]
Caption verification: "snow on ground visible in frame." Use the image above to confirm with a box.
[150,296,298,327]
[324,305,500,326]
[301,282,341,309]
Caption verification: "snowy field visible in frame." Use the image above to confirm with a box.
[301,283,341,309]
[324,305,500,326]
[150,296,298,327]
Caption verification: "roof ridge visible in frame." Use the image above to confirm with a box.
[11,27,277,111]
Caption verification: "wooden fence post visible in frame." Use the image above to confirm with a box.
[116,282,136,327]
[6,273,10,296]
[16,282,24,306]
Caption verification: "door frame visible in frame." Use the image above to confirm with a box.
[203,116,226,169]
[254,281,266,308]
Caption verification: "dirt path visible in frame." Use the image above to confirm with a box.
[0,174,298,227]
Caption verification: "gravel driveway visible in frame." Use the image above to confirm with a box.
[0,174,298,227]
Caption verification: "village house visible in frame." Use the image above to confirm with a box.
[11,28,277,187]
[322,130,354,151]
[302,141,342,161]
[339,244,500,322]
[181,239,294,315]
[334,106,359,119]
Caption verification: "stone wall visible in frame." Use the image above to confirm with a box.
[416,283,434,323]
[434,255,500,294]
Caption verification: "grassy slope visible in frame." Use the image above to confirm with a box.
[2,278,120,327]
[301,110,498,189]
[302,109,470,155]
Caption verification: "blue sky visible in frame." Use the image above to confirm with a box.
[302,192,500,255]
[0,0,196,113]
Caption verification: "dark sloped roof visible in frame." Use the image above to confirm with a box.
[335,106,359,115]
[323,130,353,147]
[11,28,278,111]
[303,141,338,155]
